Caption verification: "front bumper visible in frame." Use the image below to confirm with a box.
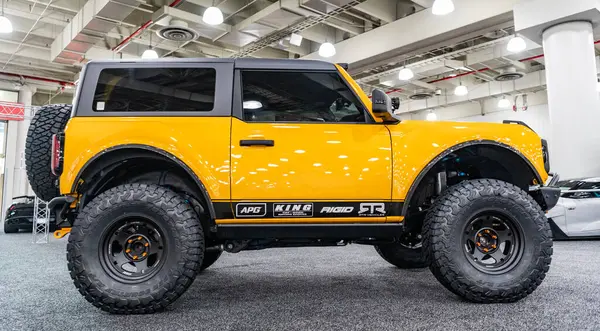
[539,186,561,210]
[535,173,561,211]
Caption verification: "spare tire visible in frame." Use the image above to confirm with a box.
[25,104,72,201]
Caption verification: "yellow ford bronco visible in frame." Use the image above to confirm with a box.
[25,58,560,314]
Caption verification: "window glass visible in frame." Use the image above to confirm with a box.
[556,180,582,190]
[93,68,216,112]
[241,70,366,123]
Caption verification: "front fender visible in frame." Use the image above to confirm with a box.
[387,120,548,202]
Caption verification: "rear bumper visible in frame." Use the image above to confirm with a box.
[5,217,56,229]
[46,195,76,229]
[5,217,33,227]
[48,195,76,209]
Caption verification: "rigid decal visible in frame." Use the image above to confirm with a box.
[320,206,354,214]
[358,203,386,217]
[236,203,267,218]
[273,203,313,217]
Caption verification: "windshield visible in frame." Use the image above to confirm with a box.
[555,180,581,190]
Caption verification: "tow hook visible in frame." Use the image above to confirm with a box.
[53,227,72,239]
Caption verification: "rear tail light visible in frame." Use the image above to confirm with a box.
[50,133,64,176]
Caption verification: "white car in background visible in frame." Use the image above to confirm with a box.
[547,178,600,239]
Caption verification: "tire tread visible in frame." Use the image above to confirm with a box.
[422,178,553,303]
[67,184,203,314]
[25,104,72,201]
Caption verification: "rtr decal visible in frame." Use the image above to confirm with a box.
[273,203,313,217]
[358,203,386,217]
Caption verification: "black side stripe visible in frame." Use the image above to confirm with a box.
[214,201,403,219]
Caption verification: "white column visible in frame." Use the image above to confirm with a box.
[542,21,600,179]
[12,85,34,198]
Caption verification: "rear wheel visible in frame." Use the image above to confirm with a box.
[67,184,204,314]
[375,231,427,269]
[25,104,72,201]
[3,224,18,233]
[423,179,552,303]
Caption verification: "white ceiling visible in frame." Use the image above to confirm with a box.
[0,0,591,108]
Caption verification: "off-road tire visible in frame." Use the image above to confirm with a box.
[3,224,18,233]
[423,179,552,303]
[67,184,204,314]
[200,250,222,271]
[25,104,72,201]
[375,244,427,269]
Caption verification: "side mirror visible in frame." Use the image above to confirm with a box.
[371,89,399,123]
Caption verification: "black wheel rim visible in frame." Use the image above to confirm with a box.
[462,211,524,275]
[100,217,166,283]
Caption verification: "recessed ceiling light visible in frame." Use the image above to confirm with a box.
[398,68,414,81]
[203,6,224,25]
[454,85,468,96]
[507,35,527,53]
[141,48,158,59]
[318,42,336,58]
[0,16,12,34]
[498,97,511,108]
[432,0,455,16]
[426,111,437,121]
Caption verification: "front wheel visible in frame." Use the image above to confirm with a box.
[423,179,553,303]
[67,184,204,314]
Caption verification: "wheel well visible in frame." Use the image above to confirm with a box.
[73,147,215,229]
[403,143,542,230]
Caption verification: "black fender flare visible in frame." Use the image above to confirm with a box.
[71,144,216,220]
[401,140,543,216]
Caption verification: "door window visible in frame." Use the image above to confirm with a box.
[240,70,367,123]
[93,68,216,112]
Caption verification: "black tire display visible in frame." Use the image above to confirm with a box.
[375,241,427,269]
[423,179,553,303]
[25,104,72,201]
[67,184,204,314]
[200,250,222,271]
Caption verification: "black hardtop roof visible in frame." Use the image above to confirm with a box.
[86,58,337,70]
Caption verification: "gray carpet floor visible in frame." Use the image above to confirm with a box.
[0,231,599,331]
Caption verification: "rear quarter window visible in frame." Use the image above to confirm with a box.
[93,67,216,112]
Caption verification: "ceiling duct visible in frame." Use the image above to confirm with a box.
[494,66,526,81]
[409,89,434,100]
[156,19,199,42]
[484,30,508,39]
[50,0,141,64]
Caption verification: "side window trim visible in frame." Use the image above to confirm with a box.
[76,62,234,117]
[233,69,374,124]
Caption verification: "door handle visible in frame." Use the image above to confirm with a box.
[240,139,274,147]
[567,206,576,210]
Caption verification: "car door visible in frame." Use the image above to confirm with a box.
[229,69,393,223]
[561,180,600,236]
